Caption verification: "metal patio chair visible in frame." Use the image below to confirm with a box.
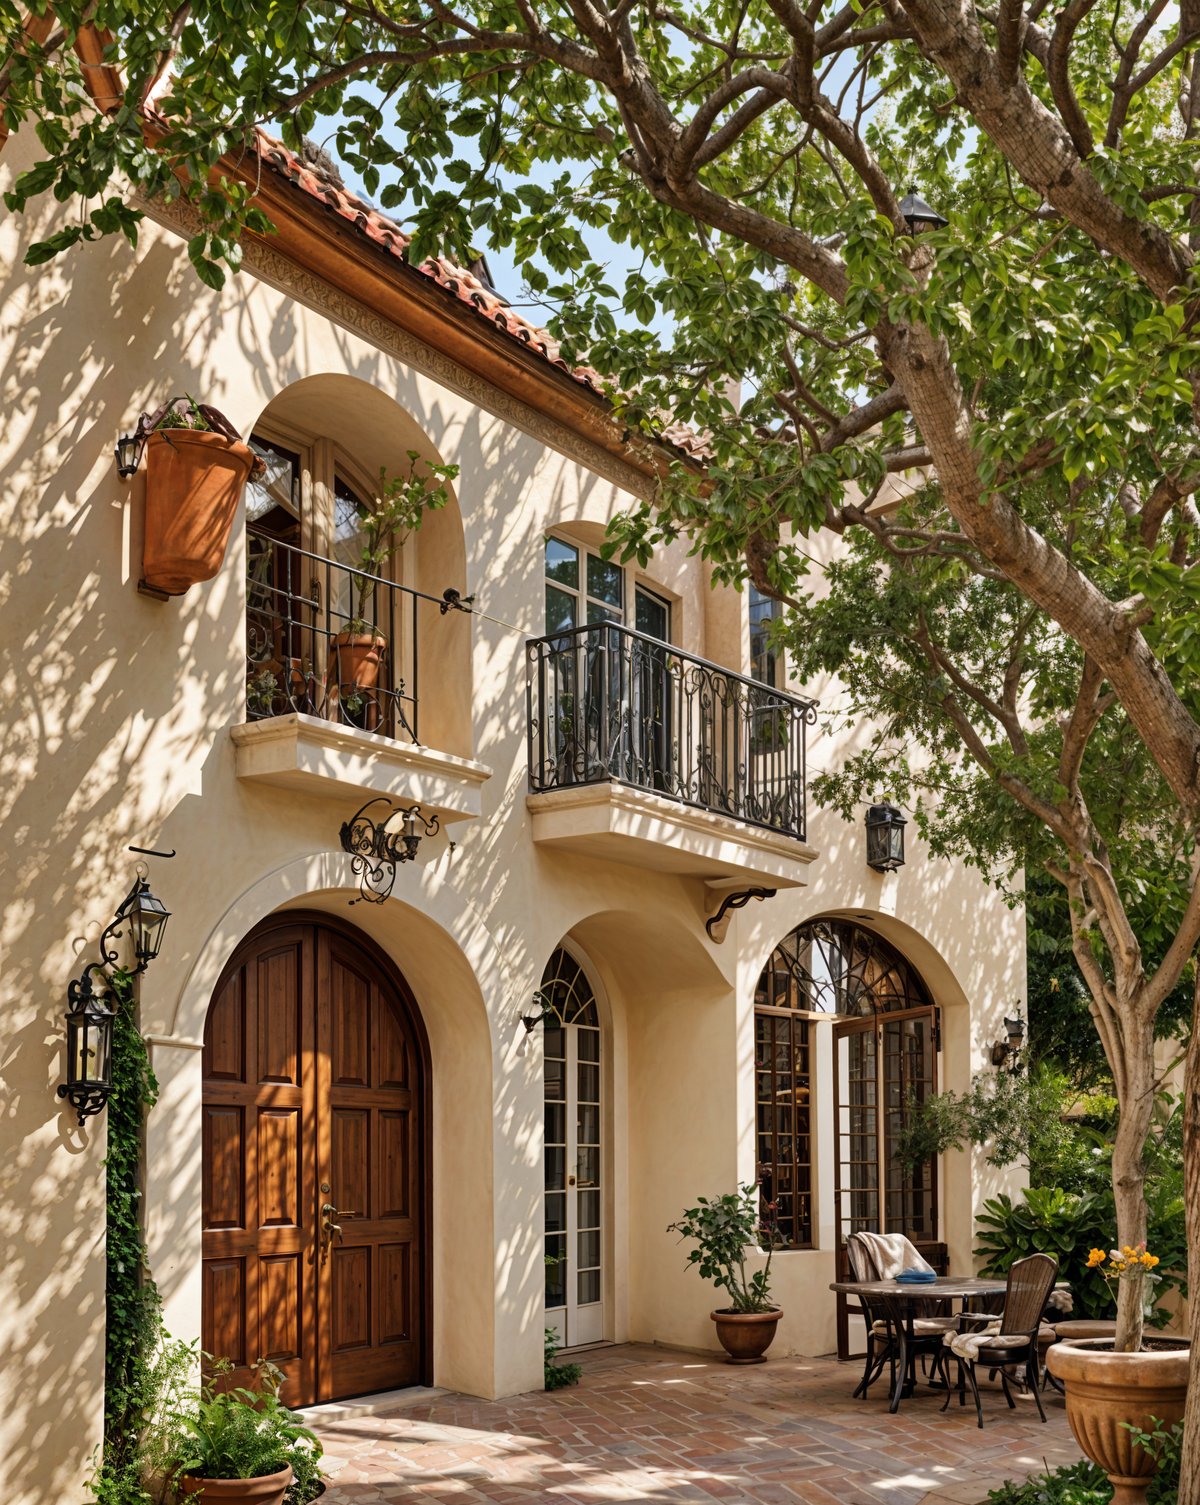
[941,1252,1058,1428]
[847,1232,953,1401]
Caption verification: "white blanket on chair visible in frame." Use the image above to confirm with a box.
[944,1322,1028,1362]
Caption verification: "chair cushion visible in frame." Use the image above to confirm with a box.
[872,1317,957,1337]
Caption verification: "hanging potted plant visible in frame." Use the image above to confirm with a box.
[1046,1241,1189,1505]
[136,395,264,597]
[328,451,456,724]
[668,1184,785,1364]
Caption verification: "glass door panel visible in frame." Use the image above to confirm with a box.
[883,1015,937,1240]
[542,952,604,1348]
[835,1022,879,1238]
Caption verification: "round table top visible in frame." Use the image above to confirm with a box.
[829,1275,1011,1298]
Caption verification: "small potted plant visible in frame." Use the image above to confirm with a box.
[668,1184,784,1364]
[1047,1242,1189,1505]
[328,450,457,722]
[144,1347,324,1505]
[137,395,264,597]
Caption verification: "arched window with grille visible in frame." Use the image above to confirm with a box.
[754,918,939,1253]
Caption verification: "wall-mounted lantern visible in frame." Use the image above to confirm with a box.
[991,1012,1026,1072]
[339,797,440,905]
[898,187,948,235]
[58,868,172,1125]
[865,800,906,872]
[114,430,143,480]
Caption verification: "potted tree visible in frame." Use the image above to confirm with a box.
[328,450,457,725]
[137,396,263,597]
[1047,1242,1188,1505]
[668,1184,784,1364]
[143,1347,324,1505]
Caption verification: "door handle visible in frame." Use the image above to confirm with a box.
[568,1174,577,1187]
[320,1201,349,1259]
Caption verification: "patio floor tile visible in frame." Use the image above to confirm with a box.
[311,1343,1079,1505]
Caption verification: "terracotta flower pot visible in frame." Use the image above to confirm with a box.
[1046,1338,1189,1505]
[329,631,388,730]
[710,1307,783,1364]
[176,1463,293,1505]
[142,429,255,596]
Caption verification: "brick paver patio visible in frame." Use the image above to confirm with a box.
[309,1343,1082,1505]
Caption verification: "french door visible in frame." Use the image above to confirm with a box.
[543,951,604,1348]
[202,918,428,1405]
[833,1008,939,1246]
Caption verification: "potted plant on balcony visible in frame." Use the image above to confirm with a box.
[668,1184,785,1364]
[328,450,457,724]
[1046,1241,1189,1505]
[138,395,264,597]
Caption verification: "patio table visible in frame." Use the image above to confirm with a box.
[829,1276,1010,1414]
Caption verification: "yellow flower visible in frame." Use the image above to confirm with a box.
[1086,1248,1107,1268]
[1143,1254,1160,1268]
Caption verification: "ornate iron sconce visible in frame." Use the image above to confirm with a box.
[339,797,440,905]
[991,1012,1026,1073]
[865,800,906,872]
[58,867,172,1125]
[521,987,558,1034]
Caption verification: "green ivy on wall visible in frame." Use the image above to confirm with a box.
[90,971,163,1505]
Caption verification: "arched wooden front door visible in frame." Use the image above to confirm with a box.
[202,915,430,1406]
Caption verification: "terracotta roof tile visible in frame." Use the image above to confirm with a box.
[252,129,710,461]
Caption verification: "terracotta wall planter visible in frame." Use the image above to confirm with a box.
[143,429,255,596]
[710,1308,783,1364]
[1045,1339,1188,1505]
[176,1462,293,1504]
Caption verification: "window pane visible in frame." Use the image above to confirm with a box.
[546,537,579,588]
[578,1229,600,1269]
[546,585,577,635]
[578,1190,600,1229]
[578,1268,601,1305]
[749,586,782,687]
[587,553,624,608]
[545,1147,565,1191]
[246,436,300,526]
[577,1147,600,1186]
[545,1191,567,1232]
[586,600,622,625]
[545,1102,565,1146]
[545,1237,567,1307]
[635,588,669,641]
[754,1011,813,1248]
[577,1103,599,1146]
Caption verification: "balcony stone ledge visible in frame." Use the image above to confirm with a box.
[231,714,492,823]
[526,782,818,888]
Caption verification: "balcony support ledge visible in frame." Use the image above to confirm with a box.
[231,713,491,823]
[526,782,818,888]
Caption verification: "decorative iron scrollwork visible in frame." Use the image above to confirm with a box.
[339,797,440,905]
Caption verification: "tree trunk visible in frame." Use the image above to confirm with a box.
[1176,973,1200,1505]
[1111,1013,1156,1353]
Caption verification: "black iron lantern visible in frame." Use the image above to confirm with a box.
[114,431,142,479]
[991,1012,1026,1071]
[58,975,116,1124]
[57,863,171,1124]
[865,801,906,872]
[117,877,171,969]
[898,186,948,235]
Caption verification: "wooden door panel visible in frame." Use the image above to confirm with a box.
[205,920,426,1407]
[319,932,425,1399]
[202,927,316,1405]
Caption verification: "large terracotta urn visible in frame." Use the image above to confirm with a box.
[1046,1339,1188,1505]
[710,1308,783,1364]
[142,428,255,596]
[177,1463,293,1505]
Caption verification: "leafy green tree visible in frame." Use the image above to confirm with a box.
[4,0,1200,1468]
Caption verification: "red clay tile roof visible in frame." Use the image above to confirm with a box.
[253,130,710,461]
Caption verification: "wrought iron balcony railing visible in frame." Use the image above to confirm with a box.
[246,529,442,742]
[527,622,817,841]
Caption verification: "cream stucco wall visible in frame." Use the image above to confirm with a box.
[1,123,1023,1505]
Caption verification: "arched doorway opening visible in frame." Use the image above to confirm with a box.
[755,917,940,1356]
[202,912,431,1406]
